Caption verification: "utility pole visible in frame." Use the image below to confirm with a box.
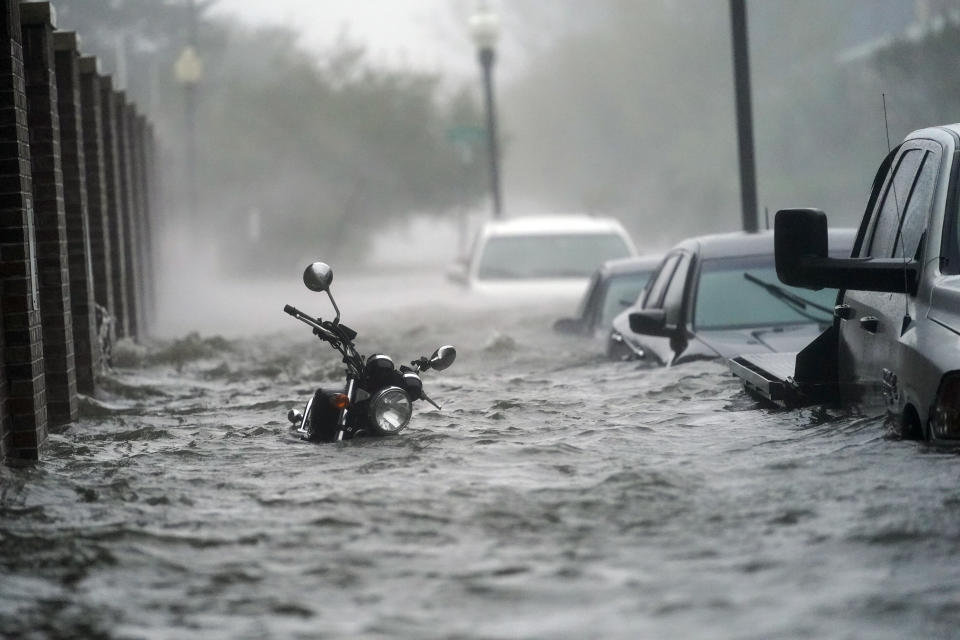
[730,0,759,233]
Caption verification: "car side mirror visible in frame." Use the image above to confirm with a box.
[775,208,919,294]
[553,317,584,335]
[628,309,672,337]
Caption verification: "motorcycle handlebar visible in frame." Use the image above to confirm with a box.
[283,304,337,342]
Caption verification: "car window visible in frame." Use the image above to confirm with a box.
[662,254,691,327]
[864,149,923,258]
[575,272,602,319]
[599,270,653,328]
[693,255,838,330]
[476,233,632,279]
[894,148,940,260]
[643,254,681,309]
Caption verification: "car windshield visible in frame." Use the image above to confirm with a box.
[477,233,632,279]
[599,271,653,328]
[694,255,837,330]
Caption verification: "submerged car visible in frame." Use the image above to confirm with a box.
[730,124,960,443]
[608,229,856,364]
[447,214,637,301]
[553,255,661,340]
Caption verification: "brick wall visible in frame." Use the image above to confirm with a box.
[0,0,47,460]
[54,31,97,394]
[133,114,153,332]
[21,2,78,427]
[114,92,140,339]
[99,75,128,338]
[0,281,7,461]
[78,56,113,328]
[142,120,157,324]
[1,2,160,463]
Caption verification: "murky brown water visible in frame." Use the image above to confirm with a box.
[2,272,959,639]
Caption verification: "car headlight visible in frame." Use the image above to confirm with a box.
[608,329,644,360]
[930,373,960,440]
[368,386,412,435]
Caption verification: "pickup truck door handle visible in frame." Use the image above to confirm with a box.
[835,304,854,320]
[859,316,879,333]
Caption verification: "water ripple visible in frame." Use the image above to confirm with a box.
[0,301,950,639]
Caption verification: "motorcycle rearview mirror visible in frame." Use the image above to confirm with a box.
[303,262,333,292]
[302,261,341,324]
[429,345,457,371]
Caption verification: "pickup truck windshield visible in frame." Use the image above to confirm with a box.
[694,255,837,330]
[477,234,632,279]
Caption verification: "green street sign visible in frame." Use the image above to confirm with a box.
[446,125,486,145]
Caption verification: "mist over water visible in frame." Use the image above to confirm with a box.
[3,270,959,639]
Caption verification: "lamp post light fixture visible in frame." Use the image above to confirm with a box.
[174,44,202,217]
[469,0,503,218]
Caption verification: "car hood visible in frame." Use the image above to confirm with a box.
[696,324,825,358]
[610,307,824,359]
[469,278,591,302]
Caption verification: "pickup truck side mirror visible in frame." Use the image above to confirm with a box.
[775,208,919,295]
[628,309,673,337]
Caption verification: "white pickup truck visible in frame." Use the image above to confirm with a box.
[729,124,960,444]
[447,214,637,301]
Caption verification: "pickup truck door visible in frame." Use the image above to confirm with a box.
[837,139,943,404]
[636,251,691,365]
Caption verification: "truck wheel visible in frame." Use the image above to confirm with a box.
[900,405,923,441]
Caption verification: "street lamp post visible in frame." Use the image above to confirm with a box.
[470,1,503,218]
[174,0,202,218]
[174,45,202,218]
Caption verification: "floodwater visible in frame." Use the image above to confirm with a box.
[2,271,960,640]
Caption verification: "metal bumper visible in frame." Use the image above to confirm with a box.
[729,351,840,408]
[728,352,799,406]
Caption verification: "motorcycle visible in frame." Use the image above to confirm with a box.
[284,261,456,442]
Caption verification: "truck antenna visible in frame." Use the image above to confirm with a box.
[883,93,912,325]
[882,93,893,154]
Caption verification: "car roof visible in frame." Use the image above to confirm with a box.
[600,254,663,277]
[481,214,629,237]
[671,228,857,260]
[911,124,960,145]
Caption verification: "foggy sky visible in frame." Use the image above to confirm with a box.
[210,0,478,76]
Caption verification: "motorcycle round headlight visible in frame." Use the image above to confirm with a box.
[368,386,412,435]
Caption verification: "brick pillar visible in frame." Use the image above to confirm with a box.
[0,297,7,461]
[114,92,140,339]
[133,114,153,334]
[144,121,158,324]
[79,56,113,330]
[53,31,96,395]
[0,0,47,460]
[99,75,128,338]
[21,2,77,427]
